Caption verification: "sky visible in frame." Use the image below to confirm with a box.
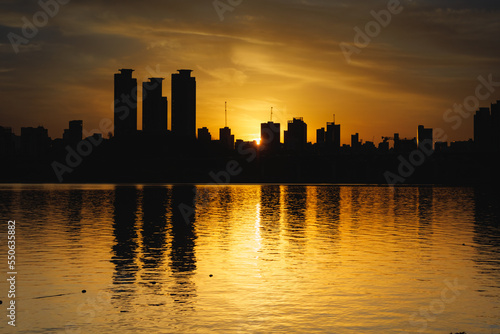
[1,0,499,144]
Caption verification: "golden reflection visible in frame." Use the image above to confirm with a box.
[254,202,262,254]
[2,185,497,333]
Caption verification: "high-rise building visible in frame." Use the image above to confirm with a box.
[417,125,433,151]
[171,69,196,138]
[0,126,16,156]
[326,121,341,149]
[396,136,417,153]
[114,69,137,137]
[474,107,492,152]
[284,117,307,151]
[197,127,211,142]
[316,118,340,149]
[219,127,235,150]
[21,126,51,157]
[261,121,281,151]
[63,120,83,146]
[491,101,500,151]
[316,127,325,144]
[143,78,167,134]
[351,133,360,151]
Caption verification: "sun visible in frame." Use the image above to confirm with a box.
[253,138,261,145]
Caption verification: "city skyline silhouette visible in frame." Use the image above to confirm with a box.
[0,66,499,185]
[2,67,500,148]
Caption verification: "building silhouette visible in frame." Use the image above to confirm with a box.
[21,126,51,157]
[284,117,307,151]
[261,121,281,151]
[473,105,500,153]
[351,133,360,151]
[378,140,389,152]
[417,125,433,151]
[114,69,137,137]
[316,127,325,145]
[85,133,103,143]
[387,133,418,153]
[491,101,500,151]
[326,121,341,149]
[0,126,17,156]
[435,141,448,152]
[63,120,83,146]
[397,136,417,153]
[197,127,211,143]
[171,70,196,138]
[143,78,167,134]
[219,127,235,150]
[317,119,340,150]
[362,140,376,152]
[450,139,474,153]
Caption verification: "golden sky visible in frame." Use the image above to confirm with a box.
[1,0,499,144]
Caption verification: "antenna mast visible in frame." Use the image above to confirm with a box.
[225,101,227,128]
[270,107,273,122]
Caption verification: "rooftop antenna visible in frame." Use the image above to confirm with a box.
[270,107,273,122]
[225,101,227,128]
[333,114,336,123]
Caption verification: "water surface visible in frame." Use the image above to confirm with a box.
[0,185,499,333]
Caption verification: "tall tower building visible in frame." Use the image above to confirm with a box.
[474,108,492,152]
[316,128,325,144]
[219,127,235,150]
[417,125,433,151]
[491,101,500,152]
[351,133,360,151]
[219,101,234,150]
[284,117,307,151]
[143,78,167,134]
[171,69,196,138]
[197,127,212,142]
[261,121,281,151]
[325,121,341,150]
[63,120,83,146]
[114,69,137,137]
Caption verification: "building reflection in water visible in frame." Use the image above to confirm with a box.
[283,185,307,253]
[214,186,233,246]
[169,185,197,306]
[473,188,500,283]
[393,186,417,230]
[63,189,83,241]
[259,185,282,260]
[140,186,169,290]
[314,186,341,241]
[111,186,140,291]
[416,187,433,240]
[110,185,198,310]
[19,188,49,234]
[0,188,14,220]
